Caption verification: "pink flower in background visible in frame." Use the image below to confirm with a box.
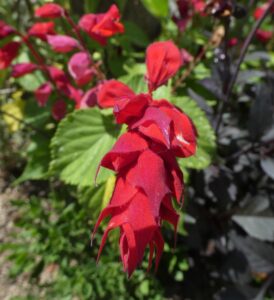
[68,52,94,86]
[11,63,37,78]
[47,35,80,53]
[0,20,15,39]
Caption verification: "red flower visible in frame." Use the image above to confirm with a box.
[255,29,273,43]
[47,35,80,53]
[52,99,67,121]
[28,22,55,41]
[97,80,135,108]
[228,37,238,47]
[254,1,274,20]
[79,5,124,46]
[93,41,197,276]
[76,87,98,109]
[146,41,182,93]
[68,52,94,86]
[35,82,52,107]
[0,41,21,70]
[35,3,64,19]
[11,63,37,78]
[0,21,15,39]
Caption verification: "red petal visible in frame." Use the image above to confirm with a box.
[130,106,171,147]
[114,93,150,125]
[35,82,52,107]
[11,63,37,78]
[35,3,64,18]
[97,80,135,108]
[28,22,55,41]
[126,149,170,217]
[52,99,67,121]
[160,196,179,237]
[154,100,197,157]
[79,5,124,45]
[0,21,15,39]
[47,35,79,53]
[0,41,20,70]
[91,5,124,38]
[68,52,93,86]
[146,41,182,93]
[100,131,149,173]
[76,87,98,109]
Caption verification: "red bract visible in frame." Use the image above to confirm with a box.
[35,3,64,19]
[0,20,15,39]
[0,41,20,70]
[52,99,67,121]
[76,87,98,109]
[11,63,37,78]
[28,22,55,40]
[79,5,124,46]
[97,80,135,108]
[94,41,197,276]
[68,52,93,86]
[253,1,274,20]
[47,35,80,53]
[146,41,182,93]
[35,82,52,107]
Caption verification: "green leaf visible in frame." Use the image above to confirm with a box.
[124,21,149,47]
[172,97,216,170]
[120,64,147,93]
[15,134,51,184]
[141,0,168,18]
[50,108,120,187]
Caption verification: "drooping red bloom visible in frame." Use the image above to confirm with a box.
[255,29,273,43]
[93,41,197,276]
[11,63,37,78]
[28,22,55,40]
[52,99,67,120]
[0,21,15,39]
[79,4,124,46]
[35,3,64,19]
[76,87,98,109]
[47,35,80,53]
[35,82,52,107]
[0,41,21,70]
[146,41,182,93]
[68,52,94,86]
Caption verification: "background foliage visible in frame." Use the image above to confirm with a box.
[0,0,274,299]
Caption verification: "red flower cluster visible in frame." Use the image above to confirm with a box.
[254,0,273,43]
[0,3,124,120]
[93,41,197,276]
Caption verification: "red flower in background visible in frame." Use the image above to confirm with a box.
[0,41,21,70]
[35,3,64,19]
[93,41,197,276]
[254,0,274,19]
[28,22,55,41]
[52,99,67,120]
[11,63,38,78]
[255,29,273,43]
[79,4,124,45]
[0,20,15,39]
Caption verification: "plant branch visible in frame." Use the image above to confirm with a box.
[215,0,274,134]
